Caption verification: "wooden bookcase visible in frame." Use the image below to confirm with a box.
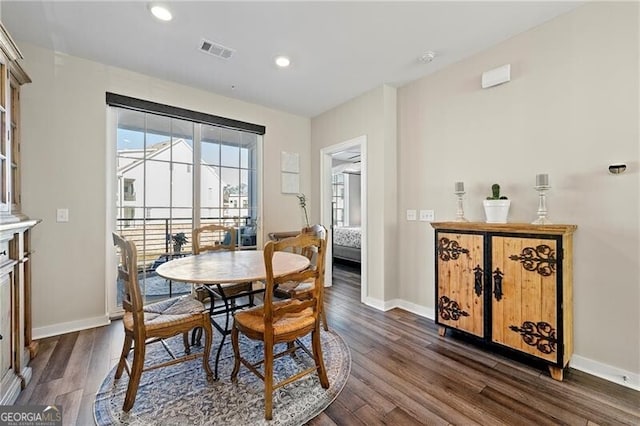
[0,21,38,405]
[431,222,576,381]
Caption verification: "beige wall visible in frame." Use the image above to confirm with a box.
[397,2,639,380]
[19,44,311,334]
[311,85,397,303]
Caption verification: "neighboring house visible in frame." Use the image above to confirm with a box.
[116,138,225,220]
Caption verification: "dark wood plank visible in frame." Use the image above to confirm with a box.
[38,332,78,383]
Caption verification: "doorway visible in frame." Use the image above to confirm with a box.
[320,136,367,303]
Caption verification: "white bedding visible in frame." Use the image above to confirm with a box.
[333,226,361,249]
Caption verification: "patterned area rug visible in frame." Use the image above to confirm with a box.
[94,329,350,425]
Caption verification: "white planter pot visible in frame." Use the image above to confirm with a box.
[483,200,511,223]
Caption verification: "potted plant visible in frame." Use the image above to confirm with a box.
[171,232,188,253]
[483,183,511,223]
[296,193,310,228]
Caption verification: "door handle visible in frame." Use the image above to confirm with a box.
[493,268,504,301]
[473,265,483,297]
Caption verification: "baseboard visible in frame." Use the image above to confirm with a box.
[362,297,639,391]
[570,354,640,391]
[394,299,436,319]
[33,315,111,340]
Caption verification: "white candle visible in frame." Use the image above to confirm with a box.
[536,173,549,187]
[454,181,464,192]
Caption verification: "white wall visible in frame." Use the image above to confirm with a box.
[19,43,311,334]
[347,174,361,226]
[396,2,639,386]
[311,85,397,303]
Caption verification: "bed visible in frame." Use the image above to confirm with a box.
[332,226,361,263]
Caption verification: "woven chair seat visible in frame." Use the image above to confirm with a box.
[123,296,206,332]
[234,299,314,336]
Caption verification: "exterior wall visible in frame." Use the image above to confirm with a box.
[396,2,639,381]
[19,43,311,334]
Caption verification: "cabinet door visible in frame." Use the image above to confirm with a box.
[0,273,11,381]
[436,232,484,337]
[491,236,559,363]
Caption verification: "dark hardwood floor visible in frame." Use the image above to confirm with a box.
[18,262,639,425]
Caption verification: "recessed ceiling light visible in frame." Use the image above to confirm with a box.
[149,3,172,21]
[275,56,291,68]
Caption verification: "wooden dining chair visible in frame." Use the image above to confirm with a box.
[231,232,329,420]
[273,224,329,331]
[112,232,213,412]
[192,224,255,305]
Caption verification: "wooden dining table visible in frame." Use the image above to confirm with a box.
[155,250,310,379]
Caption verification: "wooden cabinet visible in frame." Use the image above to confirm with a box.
[0,22,38,404]
[431,222,576,380]
[0,22,30,221]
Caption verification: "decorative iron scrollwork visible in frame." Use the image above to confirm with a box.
[509,321,557,354]
[493,268,504,301]
[509,245,556,277]
[437,237,469,262]
[438,296,470,321]
[473,265,483,297]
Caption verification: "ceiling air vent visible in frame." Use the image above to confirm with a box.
[199,38,234,59]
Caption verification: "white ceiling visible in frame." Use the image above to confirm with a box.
[2,1,582,118]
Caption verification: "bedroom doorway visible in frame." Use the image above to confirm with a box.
[320,136,366,303]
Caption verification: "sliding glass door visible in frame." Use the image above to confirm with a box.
[113,108,260,309]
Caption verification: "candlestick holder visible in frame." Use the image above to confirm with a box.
[454,190,468,222]
[532,185,552,224]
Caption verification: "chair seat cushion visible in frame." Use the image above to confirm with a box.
[124,296,206,332]
[234,299,315,336]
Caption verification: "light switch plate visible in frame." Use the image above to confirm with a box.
[406,209,417,221]
[56,208,69,223]
[419,209,435,222]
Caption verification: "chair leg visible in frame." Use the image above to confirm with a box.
[264,337,274,421]
[115,333,133,379]
[123,337,146,412]
[191,327,202,346]
[321,306,329,331]
[182,332,191,354]
[312,327,329,389]
[230,324,241,382]
[202,318,214,380]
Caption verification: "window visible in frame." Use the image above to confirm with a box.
[332,173,345,227]
[108,93,264,310]
[123,178,136,201]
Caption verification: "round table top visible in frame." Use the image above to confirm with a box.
[154,250,310,285]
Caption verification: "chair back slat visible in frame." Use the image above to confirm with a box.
[113,232,145,330]
[193,224,236,254]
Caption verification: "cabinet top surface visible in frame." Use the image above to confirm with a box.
[430,221,577,235]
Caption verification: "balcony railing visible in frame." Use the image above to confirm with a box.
[115,216,256,272]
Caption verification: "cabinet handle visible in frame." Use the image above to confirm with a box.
[473,265,483,296]
[493,268,504,301]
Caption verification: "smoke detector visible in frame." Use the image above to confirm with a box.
[199,39,235,59]
[418,51,436,64]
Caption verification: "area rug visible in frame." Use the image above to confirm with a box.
[94,329,350,425]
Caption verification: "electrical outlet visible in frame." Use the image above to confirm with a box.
[56,208,69,223]
[406,209,417,221]
[419,209,435,222]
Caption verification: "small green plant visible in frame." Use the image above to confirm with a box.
[171,232,188,252]
[486,183,508,200]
